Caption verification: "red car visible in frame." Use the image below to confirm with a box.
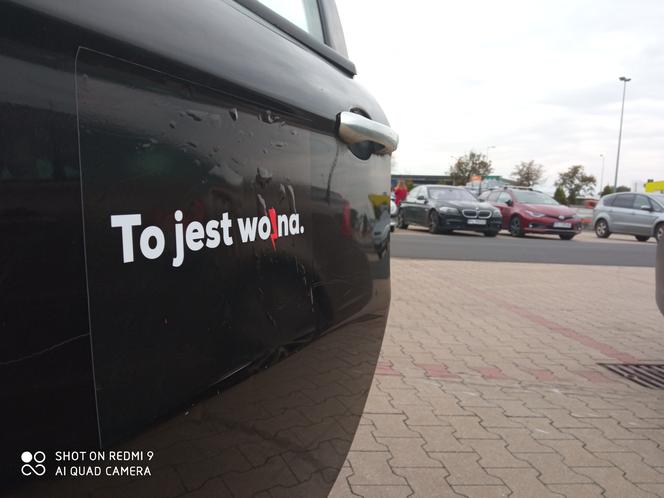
[486,188,583,240]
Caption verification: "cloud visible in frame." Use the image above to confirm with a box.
[336,0,664,190]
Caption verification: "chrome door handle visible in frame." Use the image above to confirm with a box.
[336,111,398,155]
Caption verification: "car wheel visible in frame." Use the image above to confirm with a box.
[595,219,610,238]
[509,215,524,237]
[655,223,663,243]
[635,235,650,242]
[397,212,408,229]
[484,230,498,237]
[559,233,575,240]
[428,210,441,234]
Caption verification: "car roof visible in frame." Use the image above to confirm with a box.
[419,185,465,189]
[504,186,538,192]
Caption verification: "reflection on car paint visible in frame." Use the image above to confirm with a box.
[0,0,391,494]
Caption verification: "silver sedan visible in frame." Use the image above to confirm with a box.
[593,192,664,242]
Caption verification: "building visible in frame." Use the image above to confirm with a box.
[391,174,452,188]
[391,174,515,195]
[645,180,664,193]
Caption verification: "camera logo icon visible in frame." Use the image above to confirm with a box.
[20,451,46,476]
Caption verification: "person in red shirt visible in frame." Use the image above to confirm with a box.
[393,180,408,206]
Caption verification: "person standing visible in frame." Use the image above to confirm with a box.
[393,180,408,206]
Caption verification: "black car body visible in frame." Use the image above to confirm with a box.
[397,185,502,235]
[0,1,395,495]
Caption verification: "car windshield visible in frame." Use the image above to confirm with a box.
[512,190,559,205]
[429,188,476,202]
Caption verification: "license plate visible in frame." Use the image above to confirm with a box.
[554,222,572,228]
[467,219,486,225]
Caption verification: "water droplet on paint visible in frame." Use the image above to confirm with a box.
[256,167,272,187]
[256,193,267,216]
[186,109,205,121]
[259,110,282,124]
[287,185,297,213]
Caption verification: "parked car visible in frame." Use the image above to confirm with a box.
[0,0,395,494]
[658,230,664,316]
[593,192,664,242]
[486,187,582,240]
[397,185,502,236]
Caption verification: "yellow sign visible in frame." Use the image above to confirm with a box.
[645,180,664,193]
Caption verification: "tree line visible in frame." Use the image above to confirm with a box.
[448,151,631,205]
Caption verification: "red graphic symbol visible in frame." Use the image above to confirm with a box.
[268,207,278,250]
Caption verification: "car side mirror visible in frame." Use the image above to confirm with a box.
[505,199,513,206]
[640,205,653,211]
[417,195,426,202]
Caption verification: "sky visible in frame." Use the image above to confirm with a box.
[335,0,664,193]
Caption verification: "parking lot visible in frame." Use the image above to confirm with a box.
[330,235,664,497]
[391,228,657,267]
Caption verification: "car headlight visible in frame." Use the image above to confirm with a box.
[525,210,546,218]
[439,207,460,215]
[492,209,501,217]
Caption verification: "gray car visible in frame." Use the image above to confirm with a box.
[593,192,664,242]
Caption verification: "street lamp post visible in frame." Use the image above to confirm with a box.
[599,154,605,193]
[614,76,631,191]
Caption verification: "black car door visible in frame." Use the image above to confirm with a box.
[1,0,394,487]
[401,186,419,224]
[416,186,430,225]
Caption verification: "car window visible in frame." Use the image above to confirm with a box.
[601,195,615,207]
[511,190,558,205]
[497,192,511,204]
[256,0,324,42]
[633,195,651,210]
[406,187,420,202]
[612,194,635,209]
[429,187,476,201]
[487,191,499,202]
[650,196,664,212]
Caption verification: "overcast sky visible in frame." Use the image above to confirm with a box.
[336,0,664,192]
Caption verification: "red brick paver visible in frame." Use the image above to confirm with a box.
[330,259,664,497]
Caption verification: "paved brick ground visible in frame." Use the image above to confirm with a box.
[330,259,664,497]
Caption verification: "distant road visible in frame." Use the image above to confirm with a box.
[390,228,656,267]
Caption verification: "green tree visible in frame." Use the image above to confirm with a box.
[448,151,493,185]
[553,186,567,204]
[555,165,596,205]
[600,185,631,196]
[511,160,544,187]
